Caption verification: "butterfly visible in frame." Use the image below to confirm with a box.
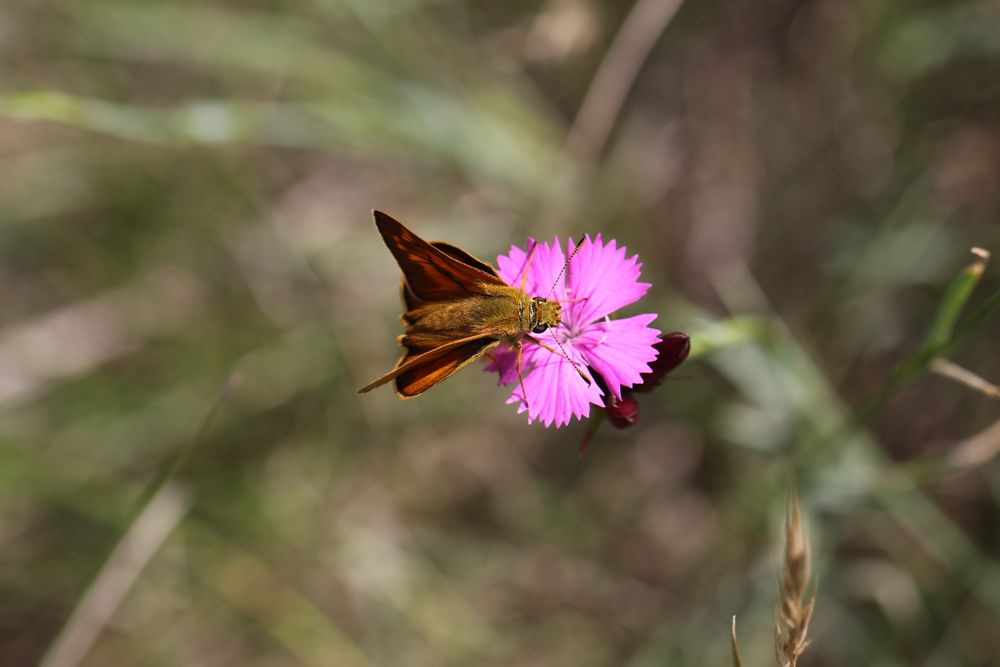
[357,211,586,399]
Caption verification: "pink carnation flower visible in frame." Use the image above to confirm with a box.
[485,235,661,427]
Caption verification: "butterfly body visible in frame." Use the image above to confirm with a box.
[402,285,558,347]
[358,211,561,398]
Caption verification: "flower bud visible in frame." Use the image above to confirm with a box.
[634,332,690,393]
[605,391,640,428]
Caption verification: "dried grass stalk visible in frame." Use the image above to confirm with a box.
[774,492,815,667]
[731,615,745,667]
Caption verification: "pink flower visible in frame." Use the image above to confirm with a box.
[485,235,661,427]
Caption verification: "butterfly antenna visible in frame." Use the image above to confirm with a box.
[545,235,586,301]
[549,330,591,386]
[519,239,538,293]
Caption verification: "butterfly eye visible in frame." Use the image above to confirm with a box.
[532,323,548,334]
[532,296,546,303]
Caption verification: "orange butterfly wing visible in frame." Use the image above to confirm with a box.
[429,241,499,278]
[356,333,499,398]
[401,242,502,314]
[372,210,505,302]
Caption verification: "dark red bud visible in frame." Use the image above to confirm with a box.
[605,390,640,428]
[634,332,690,393]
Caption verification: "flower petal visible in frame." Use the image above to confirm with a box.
[496,237,567,299]
[563,235,651,327]
[506,343,604,427]
[574,313,661,399]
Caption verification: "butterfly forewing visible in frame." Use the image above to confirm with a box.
[430,241,500,278]
[372,211,504,301]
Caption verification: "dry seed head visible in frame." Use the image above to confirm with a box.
[775,492,815,667]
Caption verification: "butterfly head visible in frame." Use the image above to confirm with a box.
[530,296,561,334]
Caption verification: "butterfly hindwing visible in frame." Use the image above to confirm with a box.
[394,335,499,397]
[356,333,499,397]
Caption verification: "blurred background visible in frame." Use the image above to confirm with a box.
[2,1,1000,665]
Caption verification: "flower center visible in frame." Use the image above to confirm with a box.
[558,323,584,344]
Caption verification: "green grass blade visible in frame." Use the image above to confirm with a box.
[922,247,990,354]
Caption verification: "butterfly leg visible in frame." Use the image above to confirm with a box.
[524,334,592,385]
[516,337,530,412]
